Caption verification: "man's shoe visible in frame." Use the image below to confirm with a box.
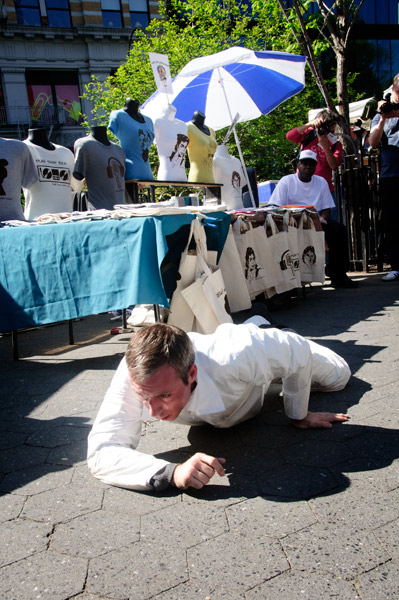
[381,270,399,281]
[331,277,359,289]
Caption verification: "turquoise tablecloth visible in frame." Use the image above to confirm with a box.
[0,212,230,332]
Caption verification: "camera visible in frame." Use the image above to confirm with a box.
[379,93,399,114]
[317,119,335,136]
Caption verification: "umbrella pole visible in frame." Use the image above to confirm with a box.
[217,68,256,208]
[232,125,256,208]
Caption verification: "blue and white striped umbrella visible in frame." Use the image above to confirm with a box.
[141,46,306,131]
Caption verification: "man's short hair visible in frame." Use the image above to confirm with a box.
[315,108,337,123]
[125,323,195,385]
[393,73,399,90]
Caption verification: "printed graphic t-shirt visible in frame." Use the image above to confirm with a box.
[0,138,38,221]
[73,135,126,210]
[23,140,79,220]
[108,110,154,180]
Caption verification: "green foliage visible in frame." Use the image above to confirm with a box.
[81,0,340,180]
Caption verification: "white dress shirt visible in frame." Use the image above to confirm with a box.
[87,322,350,491]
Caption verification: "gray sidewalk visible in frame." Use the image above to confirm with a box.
[0,272,398,600]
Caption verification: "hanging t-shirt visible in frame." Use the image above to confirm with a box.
[269,173,335,213]
[108,110,154,180]
[213,146,244,210]
[0,138,38,222]
[23,140,79,220]
[73,135,126,210]
[187,122,217,183]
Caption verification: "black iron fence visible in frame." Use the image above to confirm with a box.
[334,150,382,272]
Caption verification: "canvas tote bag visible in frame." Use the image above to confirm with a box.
[264,213,298,295]
[297,211,326,283]
[218,225,252,312]
[232,217,279,299]
[168,217,217,331]
[181,253,233,334]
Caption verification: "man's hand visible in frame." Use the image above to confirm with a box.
[292,411,349,429]
[172,453,226,490]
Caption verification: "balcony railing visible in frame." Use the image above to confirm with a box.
[0,105,68,127]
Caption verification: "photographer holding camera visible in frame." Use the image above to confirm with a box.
[369,74,399,282]
[286,109,342,201]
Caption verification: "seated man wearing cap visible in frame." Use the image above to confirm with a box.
[268,150,357,289]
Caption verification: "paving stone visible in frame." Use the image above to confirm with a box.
[0,445,49,474]
[0,550,88,600]
[246,570,361,599]
[281,522,390,579]
[343,429,399,462]
[87,542,187,599]
[21,483,104,524]
[0,463,72,495]
[373,519,399,559]
[309,483,399,530]
[50,508,140,558]
[358,409,399,430]
[238,421,304,449]
[0,431,27,450]
[46,439,88,467]
[153,582,246,599]
[140,501,228,548]
[187,530,289,592]
[329,457,399,493]
[26,423,91,448]
[356,560,399,599]
[226,496,317,538]
[257,464,342,499]
[0,519,52,567]
[0,493,25,522]
[281,439,352,467]
[102,481,181,516]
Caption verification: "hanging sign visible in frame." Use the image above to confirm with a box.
[149,52,173,95]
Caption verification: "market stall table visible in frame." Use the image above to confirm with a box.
[0,212,230,355]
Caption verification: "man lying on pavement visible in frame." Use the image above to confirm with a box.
[87,319,350,492]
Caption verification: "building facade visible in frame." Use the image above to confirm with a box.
[0,0,161,147]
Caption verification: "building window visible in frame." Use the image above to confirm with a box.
[129,0,149,29]
[46,0,71,27]
[14,0,71,26]
[14,0,41,26]
[101,0,123,27]
[26,70,82,126]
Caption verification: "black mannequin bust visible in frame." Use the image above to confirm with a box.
[191,110,210,136]
[28,128,55,151]
[123,97,145,123]
[91,126,111,146]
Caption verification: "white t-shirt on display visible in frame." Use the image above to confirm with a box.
[213,145,244,210]
[269,173,335,212]
[153,105,188,182]
[23,140,80,220]
[0,138,38,221]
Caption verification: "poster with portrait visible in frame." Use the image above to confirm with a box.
[149,52,173,95]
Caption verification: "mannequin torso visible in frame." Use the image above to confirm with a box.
[90,126,111,146]
[27,128,55,151]
[187,112,217,183]
[123,98,146,123]
[154,104,188,182]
